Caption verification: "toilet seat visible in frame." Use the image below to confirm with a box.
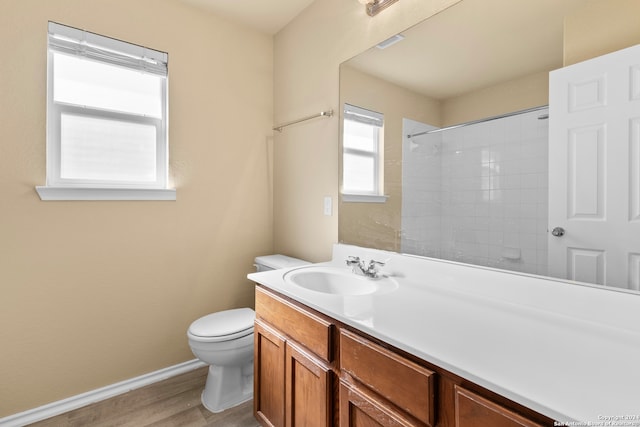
[188,308,255,343]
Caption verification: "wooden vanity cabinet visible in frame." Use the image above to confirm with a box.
[254,285,554,427]
[254,286,334,427]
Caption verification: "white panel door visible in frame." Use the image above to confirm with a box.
[549,44,640,290]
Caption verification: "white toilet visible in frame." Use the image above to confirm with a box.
[187,254,309,413]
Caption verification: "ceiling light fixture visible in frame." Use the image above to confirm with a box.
[358,0,400,17]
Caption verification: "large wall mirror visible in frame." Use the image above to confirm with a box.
[339,0,640,293]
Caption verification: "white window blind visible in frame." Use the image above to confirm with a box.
[343,104,384,197]
[47,22,167,75]
[39,22,172,200]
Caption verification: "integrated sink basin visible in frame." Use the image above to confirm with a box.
[283,266,398,296]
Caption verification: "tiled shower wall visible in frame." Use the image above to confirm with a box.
[401,108,549,275]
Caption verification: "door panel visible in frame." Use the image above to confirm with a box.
[631,118,640,221]
[549,43,640,290]
[567,125,604,219]
[567,247,604,284]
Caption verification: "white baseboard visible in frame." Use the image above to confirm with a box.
[0,359,207,427]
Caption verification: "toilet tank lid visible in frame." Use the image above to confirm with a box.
[189,308,255,338]
[254,254,310,270]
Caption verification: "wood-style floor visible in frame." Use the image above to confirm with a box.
[27,367,259,427]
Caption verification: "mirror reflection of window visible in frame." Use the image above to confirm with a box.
[342,104,384,196]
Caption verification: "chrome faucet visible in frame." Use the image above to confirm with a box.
[346,256,385,278]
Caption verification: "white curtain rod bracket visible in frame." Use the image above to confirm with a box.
[273,110,333,133]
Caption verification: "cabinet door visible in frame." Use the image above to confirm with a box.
[454,386,545,427]
[286,342,332,427]
[340,381,423,427]
[255,320,286,427]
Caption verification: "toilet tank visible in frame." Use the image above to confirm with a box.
[254,254,309,272]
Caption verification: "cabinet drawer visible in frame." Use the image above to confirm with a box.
[454,385,544,427]
[340,380,424,427]
[340,329,436,426]
[255,286,333,361]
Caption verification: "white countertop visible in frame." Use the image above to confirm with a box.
[248,244,640,425]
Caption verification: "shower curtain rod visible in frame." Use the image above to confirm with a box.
[273,110,334,132]
[407,105,549,139]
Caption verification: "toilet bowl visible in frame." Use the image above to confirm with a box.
[187,254,309,413]
[187,308,255,413]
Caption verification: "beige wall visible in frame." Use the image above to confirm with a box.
[339,65,441,251]
[0,0,272,416]
[273,0,462,262]
[441,71,549,127]
[564,0,640,66]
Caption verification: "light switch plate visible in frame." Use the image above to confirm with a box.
[323,196,332,216]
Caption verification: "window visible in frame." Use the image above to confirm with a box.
[342,104,386,202]
[36,22,174,200]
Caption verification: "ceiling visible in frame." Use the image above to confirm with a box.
[344,0,595,100]
[178,0,597,99]
[179,0,316,34]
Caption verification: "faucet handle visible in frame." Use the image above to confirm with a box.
[346,256,361,265]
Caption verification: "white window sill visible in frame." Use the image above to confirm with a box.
[35,186,176,201]
[341,194,388,203]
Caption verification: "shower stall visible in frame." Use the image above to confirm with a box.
[401,107,549,275]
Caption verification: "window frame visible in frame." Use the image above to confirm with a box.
[37,22,174,201]
[341,104,387,203]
